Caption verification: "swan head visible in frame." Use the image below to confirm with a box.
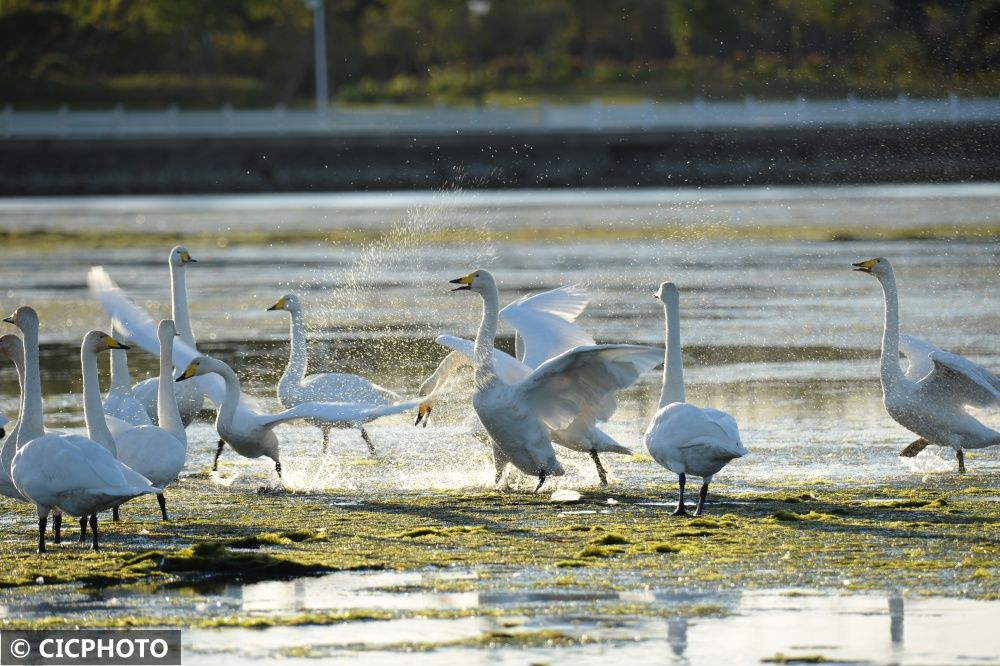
[852,257,892,278]
[0,333,22,360]
[157,319,177,342]
[449,269,495,294]
[83,330,131,354]
[2,306,38,331]
[176,356,208,382]
[266,294,302,313]
[170,245,197,266]
[653,282,680,302]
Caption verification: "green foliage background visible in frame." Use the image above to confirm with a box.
[1,0,998,108]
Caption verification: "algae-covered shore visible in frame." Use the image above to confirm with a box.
[1,471,998,631]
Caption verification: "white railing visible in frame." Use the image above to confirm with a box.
[1,95,998,139]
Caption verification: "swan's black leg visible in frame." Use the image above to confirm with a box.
[89,514,99,551]
[589,450,609,486]
[157,493,168,521]
[957,449,966,474]
[360,428,376,457]
[899,438,930,457]
[321,427,330,454]
[112,505,120,522]
[275,460,282,478]
[534,471,547,493]
[671,473,689,516]
[79,516,88,542]
[494,466,504,486]
[53,513,62,544]
[37,516,47,553]
[212,439,225,471]
[694,482,710,516]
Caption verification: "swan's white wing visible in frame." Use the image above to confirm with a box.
[919,351,1000,409]
[88,266,258,411]
[517,344,662,431]
[898,334,937,381]
[262,397,423,428]
[435,335,532,386]
[500,285,595,370]
[418,350,471,398]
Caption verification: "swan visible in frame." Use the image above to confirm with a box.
[416,285,632,485]
[102,319,153,426]
[176,355,423,478]
[643,282,747,516]
[83,322,187,522]
[0,334,27,501]
[93,247,206,427]
[267,293,401,455]
[853,257,1000,472]
[5,307,159,552]
[447,269,662,491]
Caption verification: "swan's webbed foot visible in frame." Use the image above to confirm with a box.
[670,473,689,517]
[693,482,710,516]
[79,516,88,542]
[899,437,931,457]
[361,428,376,457]
[589,450,609,486]
[157,493,168,521]
[414,404,431,428]
[53,513,62,544]
[534,471,547,493]
[112,505,121,522]
[89,514,99,551]
[957,449,966,474]
[37,516,47,554]
[212,439,225,471]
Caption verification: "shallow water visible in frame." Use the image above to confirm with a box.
[1,184,999,661]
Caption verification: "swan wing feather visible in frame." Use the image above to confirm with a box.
[434,335,532,385]
[919,350,1000,408]
[263,397,424,428]
[500,285,594,369]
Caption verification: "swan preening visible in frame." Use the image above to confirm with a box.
[643,283,747,516]
[447,269,662,491]
[854,257,1000,472]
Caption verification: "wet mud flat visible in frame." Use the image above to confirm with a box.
[0,470,998,662]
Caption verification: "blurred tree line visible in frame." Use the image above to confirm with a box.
[1,0,998,108]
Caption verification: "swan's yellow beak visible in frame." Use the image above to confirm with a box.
[180,250,196,264]
[267,296,287,311]
[104,335,130,350]
[449,273,474,291]
[852,258,878,273]
[176,362,198,382]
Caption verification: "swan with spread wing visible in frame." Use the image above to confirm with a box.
[446,269,661,491]
[854,257,1000,472]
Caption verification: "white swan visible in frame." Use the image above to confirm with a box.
[267,293,401,455]
[83,322,187,522]
[854,257,1000,472]
[91,247,206,426]
[0,334,27,501]
[448,269,662,491]
[176,355,423,477]
[643,282,747,516]
[5,307,159,552]
[102,319,153,426]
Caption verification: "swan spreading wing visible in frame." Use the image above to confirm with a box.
[899,334,1000,409]
[501,284,594,367]
[434,334,531,385]
[517,344,663,431]
[262,397,424,429]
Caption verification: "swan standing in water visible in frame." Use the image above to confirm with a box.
[267,294,401,455]
[176,355,423,478]
[417,285,632,485]
[853,257,1000,472]
[643,283,746,516]
[448,270,661,491]
[6,307,159,552]
[102,319,153,426]
[83,322,187,522]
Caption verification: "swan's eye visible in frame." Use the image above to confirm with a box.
[474,273,480,278]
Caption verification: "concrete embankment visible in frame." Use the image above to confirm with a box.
[2,124,998,195]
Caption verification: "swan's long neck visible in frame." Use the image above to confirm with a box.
[212,361,243,430]
[877,270,905,390]
[81,345,117,455]
[171,263,196,346]
[1,345,25,469]
[283,310,308,388]
[108,321,132,392]
[473,284,500,387]
[659,295,685,408]
[157,334,186,444]
[18,319,45,444]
